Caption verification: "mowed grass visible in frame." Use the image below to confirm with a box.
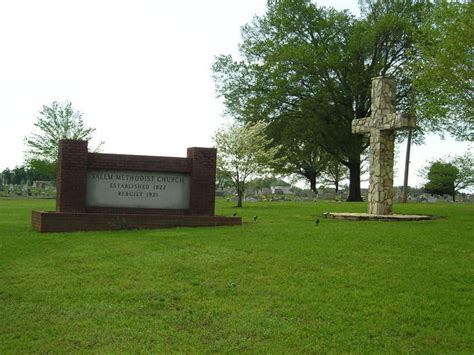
[0,198,472,353]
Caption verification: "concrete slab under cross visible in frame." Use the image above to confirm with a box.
[352,76,416,215]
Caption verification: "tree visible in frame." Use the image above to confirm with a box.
[320,157,349,193]
[27,159,57,182]
[266,114,330,193]
[424,162,459,199]
[1,165,51,186]
[216,168,234,192]
[451,150,474,195]
[10,166,28,185]
[24,101,102,180]
[247,176,291,194]
[214,121,282,207]
[421,150,474,201]
[411,1,473,141]
[1,168,12,185]
[213,0,425,201]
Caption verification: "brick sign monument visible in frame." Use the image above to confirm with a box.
[32,140,241,232]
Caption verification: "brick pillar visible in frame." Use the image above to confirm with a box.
[187,147,216,216]
[56,140,88,212]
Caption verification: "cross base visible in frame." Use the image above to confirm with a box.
[328,212,430,222]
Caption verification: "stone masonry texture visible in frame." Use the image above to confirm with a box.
[351,76,416,215]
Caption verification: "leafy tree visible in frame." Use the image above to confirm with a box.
[216,168,234,191]
[24,101,102,180]
[27,159,57,182]
[247,176,291,194]
[424,162,459,199]
[1,168,12,185]
[10,166,28,185]
[421,150,473,201]
[213,0,424,201]
[411,1,473,140]
[1,165,51,186]
[450,150,474,194]
[320,158,349,193]
[214,121,282,207]
[267,116,330,193]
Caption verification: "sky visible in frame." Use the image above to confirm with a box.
[0,0,471,189]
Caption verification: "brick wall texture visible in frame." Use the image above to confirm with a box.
[32,211,241,232]
[56,140,88,213]
[56,140,216,216]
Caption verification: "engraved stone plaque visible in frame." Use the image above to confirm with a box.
[86,170,190,209]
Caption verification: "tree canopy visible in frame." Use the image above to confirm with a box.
[214,121,282,207]
[24,101,101,180]
[411,0,473,141]
[213,0,424,201]
[320,157,349,193]
[423,162,459,198]
[421,150,473,200]
[1,165,50,186]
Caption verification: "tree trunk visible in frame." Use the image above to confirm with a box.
[235,181,244,208]
[301,171,318,194]
[237,189,243,207]
[346,157,363,202]
[335,179,339,193]
[309,176,317,194]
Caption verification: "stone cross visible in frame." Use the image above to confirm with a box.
[352,76,415,215]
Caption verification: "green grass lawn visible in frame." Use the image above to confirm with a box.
[1,198,473,353]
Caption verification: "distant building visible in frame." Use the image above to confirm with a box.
[270,185,292,194]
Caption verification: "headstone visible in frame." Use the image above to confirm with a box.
[33,180,51,189]
[352,76,415,215]
[323,192,336,200]
[427,196,438,203]
[416,195,427,203]
[32,140,241,232]
[443,194,453,202]
[335,192,346,201]
[244,196,259,202]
